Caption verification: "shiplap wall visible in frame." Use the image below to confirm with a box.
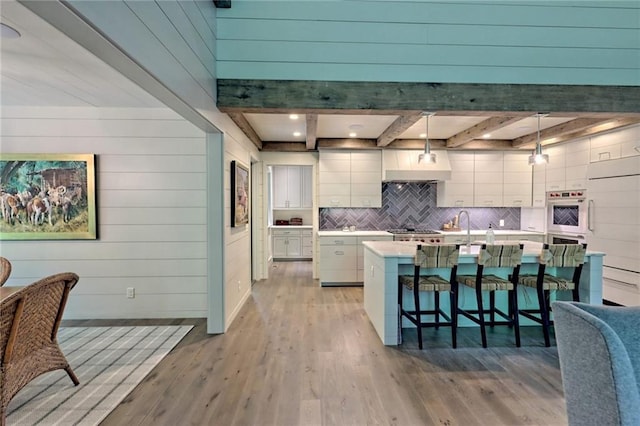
[216,0,639,85]
[0,107,209,319]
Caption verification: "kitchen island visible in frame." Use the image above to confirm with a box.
[363,240,605,345]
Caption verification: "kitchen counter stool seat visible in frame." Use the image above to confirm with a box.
[518,243,587,347]
[457,244,524,348]
[398,244,460,349]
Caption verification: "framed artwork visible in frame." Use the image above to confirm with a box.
[231,160,249,227]
[0,153,97,240]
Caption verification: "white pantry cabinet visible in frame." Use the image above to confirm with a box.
[272,165,312,209]
[319,150,382,208]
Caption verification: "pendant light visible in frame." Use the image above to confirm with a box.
[418,112,436,164]
[528,113,549,165]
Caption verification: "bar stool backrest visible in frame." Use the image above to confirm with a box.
[477,244,523,268]
[541,244,586,268]
[415,245,459,268]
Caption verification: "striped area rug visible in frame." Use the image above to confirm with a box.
[6,325,192,425]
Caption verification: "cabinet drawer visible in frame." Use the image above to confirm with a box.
[319,236,357,246]
[272,229,301,236]
[319,245,357,269]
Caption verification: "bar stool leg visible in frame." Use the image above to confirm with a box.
[414,285,423,350]
[476,288,488,348]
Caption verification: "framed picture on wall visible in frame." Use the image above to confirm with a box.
[0,153,97,240]
[231,160,249,227]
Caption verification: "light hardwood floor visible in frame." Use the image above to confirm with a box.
[76,261,567,425]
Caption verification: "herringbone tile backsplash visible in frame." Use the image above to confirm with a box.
[319,182,521,230]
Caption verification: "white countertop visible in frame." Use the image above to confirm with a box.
[439,229,545,236]
[318,230,393,237]
[363,240,604,259]
[270,225,313,229]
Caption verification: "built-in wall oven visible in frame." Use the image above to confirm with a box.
[546,190,588,236]
[547,232,587,245]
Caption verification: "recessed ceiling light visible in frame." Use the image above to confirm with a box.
[1,23,21,39]
[289,114,299,120]
[293,131,301,137]
[483,133,491,138]
[419,133,427,138]
[349,132,357,138]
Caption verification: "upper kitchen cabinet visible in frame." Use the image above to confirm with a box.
[319,150,382,208]
[545,140,589,191]
[590,125,640,163]
[436,152,474,207]
[474,152,504,207]
[503,152,533,207]
[273,165,313,209]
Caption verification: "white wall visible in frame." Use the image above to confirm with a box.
[0,107,208,319]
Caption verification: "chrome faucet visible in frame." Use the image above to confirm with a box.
[459,209,471,249]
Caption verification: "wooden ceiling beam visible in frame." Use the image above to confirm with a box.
[227,113,262,150]
[306,114,318,150]
[537,118,640,148]
[446,116,525,148]
[261,142,308,152]
[512,117,627,148]
[377,114,423,147]
[217,80,640,114]
[317,139,378,150]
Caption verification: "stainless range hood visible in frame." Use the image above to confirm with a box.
[382,150,452,181]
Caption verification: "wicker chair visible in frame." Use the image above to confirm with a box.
[0,258,11,287]
[0,272,80,426]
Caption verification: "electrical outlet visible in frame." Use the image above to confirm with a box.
[499,219,505,227]
[126,287,135,298]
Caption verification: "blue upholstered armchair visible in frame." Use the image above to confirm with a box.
[552,301,640,426]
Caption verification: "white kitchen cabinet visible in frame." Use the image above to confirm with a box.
[319,150,382,208]
[544,140,589,192]
[544,144,566,191]
[474,152,504,207]
[318,232,392,285]
[301,229,313,257]
[503,152,533,207]
[319,235,358,284]
[590,126,640,163]
[272,165,312,209]
[532,163,546,207]
[436,152,474,207]
[272,228,306,259]
[565,139,589,190]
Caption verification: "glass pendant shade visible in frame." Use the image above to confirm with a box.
[419,113,436,164]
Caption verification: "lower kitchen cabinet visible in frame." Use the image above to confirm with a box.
[272,228,312,260]
[318,232,392,286]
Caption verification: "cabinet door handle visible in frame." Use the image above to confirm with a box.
[334,251,344,255]
[334,240,344,245]
[588,199,595,231]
